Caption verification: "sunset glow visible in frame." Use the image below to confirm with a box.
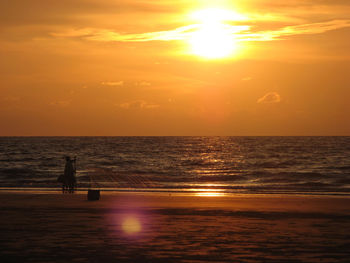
[188,9,241,59]
[195,192,226,197]
[189,24,237,58]
[1,0,350,136]
[187,8,247,58]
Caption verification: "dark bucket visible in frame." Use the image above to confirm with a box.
[87,189,100,201]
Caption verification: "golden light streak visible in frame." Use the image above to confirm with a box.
[195,192,225,197]
[50,7,350,60]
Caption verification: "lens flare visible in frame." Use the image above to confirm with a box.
[121,215,141,234]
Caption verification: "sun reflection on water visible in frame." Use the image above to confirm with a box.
[195,192,225,197]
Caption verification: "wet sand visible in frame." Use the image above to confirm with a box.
[1,192,350,262]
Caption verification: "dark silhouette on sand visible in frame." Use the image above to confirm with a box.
[57,156,76,193]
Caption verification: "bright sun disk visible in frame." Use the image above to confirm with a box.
[188,8,244,59]
[189,22,237,59]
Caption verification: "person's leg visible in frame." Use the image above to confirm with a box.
[69,183,73,193]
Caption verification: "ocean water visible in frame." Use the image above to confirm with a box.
[0,136,350,195]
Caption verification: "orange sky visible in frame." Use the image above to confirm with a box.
[1,0,350,135]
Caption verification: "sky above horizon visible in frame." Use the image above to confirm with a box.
[1,0,350,136]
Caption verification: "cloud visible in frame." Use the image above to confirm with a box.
[3,96,21,102]
[51,24,201,42]
[244,19,350,41]
[242,77,252,81]
[50,100,71,107]
[135,81,151,86]
[0,0,176,26]
[51,18,350,44]
[101,81,124,86]
[118,100,159,110]
[257,92,281,104]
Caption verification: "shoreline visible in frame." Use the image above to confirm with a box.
[1,187,350,198]
[1,190,350,212]
[1,191,350,262]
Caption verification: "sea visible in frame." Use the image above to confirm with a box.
[0,136,350,195]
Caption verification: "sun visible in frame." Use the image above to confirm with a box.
[189,22,237,59]
[188,8,245,59]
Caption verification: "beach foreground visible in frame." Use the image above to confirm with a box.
[1,192,350,263]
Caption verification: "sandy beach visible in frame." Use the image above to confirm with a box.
[1,191,350,263]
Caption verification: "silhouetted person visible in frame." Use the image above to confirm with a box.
[57,156,76,193]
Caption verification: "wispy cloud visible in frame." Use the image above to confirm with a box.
[51,24,250,42]
[257,92,281,104]
[101,81,124,86]
[51,18,350,44]
[118,100,159,110]
[50,100,71,107]
[51,25,199,42]
[3,96,21,102]
[243,19,350,41]
[135,81,151,87]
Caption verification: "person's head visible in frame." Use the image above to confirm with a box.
[65,156,71,161]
